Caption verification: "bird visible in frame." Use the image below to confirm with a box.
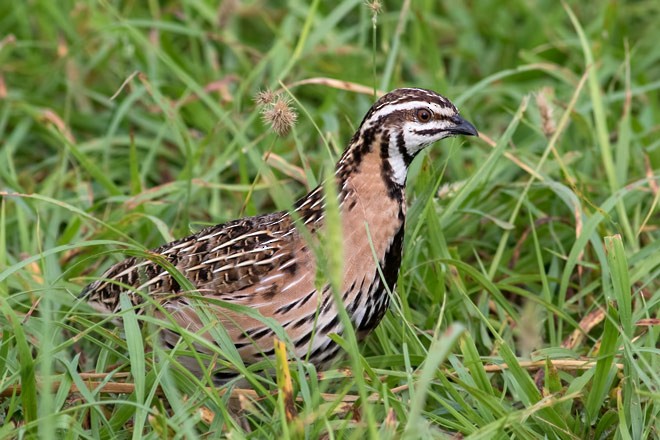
[80,88,478,382]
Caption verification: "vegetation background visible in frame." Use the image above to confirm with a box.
[0,0,658,438]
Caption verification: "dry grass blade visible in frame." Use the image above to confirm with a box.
[110,70,141,100]
[477,131,543,180]
[263,151,308,185]
[481,359,624,373]
[40,109,76,143]
[285,77,385,96]
[561,307,607,349]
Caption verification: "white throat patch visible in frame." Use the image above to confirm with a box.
[387,132,409,186]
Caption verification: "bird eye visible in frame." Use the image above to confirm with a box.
[416,108,432,122]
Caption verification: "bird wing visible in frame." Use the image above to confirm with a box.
[81,210,322,363]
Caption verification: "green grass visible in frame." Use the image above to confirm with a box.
[1,0,659,438]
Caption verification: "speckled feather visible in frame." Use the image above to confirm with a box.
[81,88,477,380]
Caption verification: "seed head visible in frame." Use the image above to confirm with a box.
[366,0,382,16]
[261,95,298,137]
[255,89,277,106]
[535,87,556,139]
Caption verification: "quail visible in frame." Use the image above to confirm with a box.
[81,88,478,381]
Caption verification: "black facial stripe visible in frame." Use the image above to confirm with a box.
[411,128,443,136]
[397,132,414,166]
[379,131,404,200]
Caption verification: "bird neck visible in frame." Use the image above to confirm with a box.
[292,127,407,292]
[331,127,408,247]
[335,126,409,202]
[293,126,409,231]
[333,132,407,299]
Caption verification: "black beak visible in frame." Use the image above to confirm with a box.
[449,115,478,137]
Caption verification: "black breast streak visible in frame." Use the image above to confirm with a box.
[246,326,272,340]
[292,313,315,329]
[355,219,405,335]
[315,342,341,365]
[320,292,332,314]
[348,289,362,314]
[342,280,356,301]
[308,338,333,363]
[381,221,405,293]
[319,315,340,334]
[294,329,313,348]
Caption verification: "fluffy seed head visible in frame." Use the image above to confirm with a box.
[535,87,556,139]
[366,0,382,16]
[259,94,298,137]
[255,89,278,106]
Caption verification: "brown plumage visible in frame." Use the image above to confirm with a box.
[80,88,478,381]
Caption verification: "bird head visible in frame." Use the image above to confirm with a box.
[358,88,478,186]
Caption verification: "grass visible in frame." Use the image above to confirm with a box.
[1,0,659,438]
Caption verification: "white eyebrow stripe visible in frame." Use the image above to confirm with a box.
[368,101,456,122]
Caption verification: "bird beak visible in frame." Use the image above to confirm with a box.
[449,115,478,137]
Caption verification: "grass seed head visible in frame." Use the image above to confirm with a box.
[261,95,298,136]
